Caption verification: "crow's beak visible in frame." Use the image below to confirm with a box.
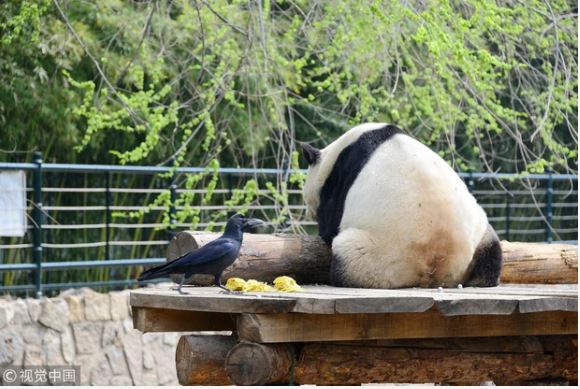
[243,218,264,232]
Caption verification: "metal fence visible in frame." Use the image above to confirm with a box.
[0,153,577,297]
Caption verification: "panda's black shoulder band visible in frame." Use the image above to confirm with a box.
[317,124,402,244]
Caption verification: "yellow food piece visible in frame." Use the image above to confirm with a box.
[242,279,275,292]
[225,277,247,291]
[273,276,302,292]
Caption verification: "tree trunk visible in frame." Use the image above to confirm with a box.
[166,232,577,285]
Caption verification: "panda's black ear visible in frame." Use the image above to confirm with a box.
[300,142,321,165]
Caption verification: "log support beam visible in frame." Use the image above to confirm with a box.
[237,310,578,343]
[225,341,294,385]
[175,335,578,386]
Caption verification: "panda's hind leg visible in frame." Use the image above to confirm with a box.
[330,228,410,288]
[464,224,503,287]
[330,228,375,287]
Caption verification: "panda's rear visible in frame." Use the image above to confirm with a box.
[302,123,503,289]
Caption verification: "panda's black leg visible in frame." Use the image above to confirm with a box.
[330,253,346,287]
[464,224,503,287]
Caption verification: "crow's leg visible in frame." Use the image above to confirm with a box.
[214,274,229,292]
[214,274,244,295]
[172,274,187,295]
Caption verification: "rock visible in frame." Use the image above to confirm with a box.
[43,329,65,365]
[163,332,178,346]
[24,343,45,366]
[74,354,97,385]
[0,330,24,365]
[21,324,44,345]
[142,369,158,386]
[0,300,15,329]
[142,332,162,344]
[65,295,85,323]
[58,287,94,297]
[110,290,130,321]
[72,322,103,355]
[102,321,123,347]
[61,326,75,363]
[122,330,143,385]
[11,299,31,325]
[122,318,134,333]
[38,298,69,332]
[84,290,111,321]
[106,346,130,376]
[90,355,113,386]
[143,347,155,369]
[110,375,133,386]
[27,299,41,322]
[153,340,177,385]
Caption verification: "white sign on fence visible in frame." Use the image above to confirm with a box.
[0,170,27,237]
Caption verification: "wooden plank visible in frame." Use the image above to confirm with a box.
[434,298,518,316]
[260,286,576,315]
[130,284,577,316]
[303,284,578,298]
[237,310,578,343]
[130,287,297,313]
[518,297,578,313]
[132,306,236,333]
[335,296,435,313]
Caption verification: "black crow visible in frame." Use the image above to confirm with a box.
[138,214,263,293]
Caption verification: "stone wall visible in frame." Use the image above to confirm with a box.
[0,288,178,385]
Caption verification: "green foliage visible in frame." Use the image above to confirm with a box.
[0,0,576,231]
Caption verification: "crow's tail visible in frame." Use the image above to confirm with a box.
[138,261,175,281]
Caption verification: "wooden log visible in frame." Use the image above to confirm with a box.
[500,241,578,284]
[166,232,578,285]
[132,306,236,333]
[173,335,577,385]
[166,232,331,285]
[225,341,293,385]
[176,335,236,385]
[236,310,578,343]
[293,335,577,385]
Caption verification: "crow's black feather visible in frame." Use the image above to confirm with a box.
[137,214,262,293]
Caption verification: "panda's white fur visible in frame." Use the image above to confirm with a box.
[303,123,493,288]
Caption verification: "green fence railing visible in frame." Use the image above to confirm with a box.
[0,154,577,297]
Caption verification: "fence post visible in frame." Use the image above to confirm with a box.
[168,168,177,241]
[545,170,553,243]
[227,174,233,198]
[105,172,111,260]
[32,151,43,297]
[505,185,511,242]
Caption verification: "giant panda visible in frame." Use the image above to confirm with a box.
[301,123,503,288]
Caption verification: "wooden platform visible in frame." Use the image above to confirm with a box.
[131,283,578,385]
[131,283,578,342]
